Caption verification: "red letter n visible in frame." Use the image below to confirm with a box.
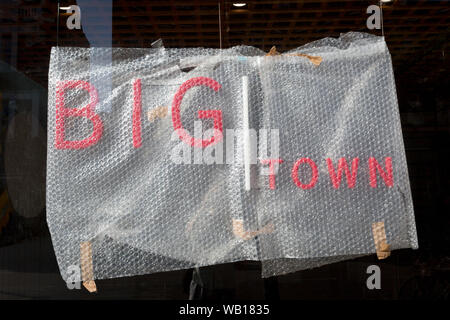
[55,80,103,149]
[369,157,394,188]
[326,158,359,189]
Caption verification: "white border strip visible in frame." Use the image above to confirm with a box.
[242,75,251,191]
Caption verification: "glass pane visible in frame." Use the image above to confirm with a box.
[0,0,448,300]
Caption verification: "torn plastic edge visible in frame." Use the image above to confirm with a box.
[151,38,164,49]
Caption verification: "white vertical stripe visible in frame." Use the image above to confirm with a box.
[242,76,251,191]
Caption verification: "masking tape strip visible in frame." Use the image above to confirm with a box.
[232,219,274,241]
[287,53,323,66]
[265,46,322,66]
[266,46,280,56]
[147,106,168,122]
[80,241,97,293]
[372,221,391,260]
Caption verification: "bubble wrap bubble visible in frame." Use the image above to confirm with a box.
[47,32,418,281]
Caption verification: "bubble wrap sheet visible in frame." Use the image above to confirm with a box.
[47,32,418,281]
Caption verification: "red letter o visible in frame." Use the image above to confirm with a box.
[291,158,318,189]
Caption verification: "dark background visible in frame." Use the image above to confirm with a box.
[0,0,448,299]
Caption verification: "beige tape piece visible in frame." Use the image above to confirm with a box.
[287,53,323,66]
[265,46,322,66]
[80,241,97,293]
[372,222,391,260]
[147,106,168,122]
[265,46,280,56]
[232,219,274,241]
